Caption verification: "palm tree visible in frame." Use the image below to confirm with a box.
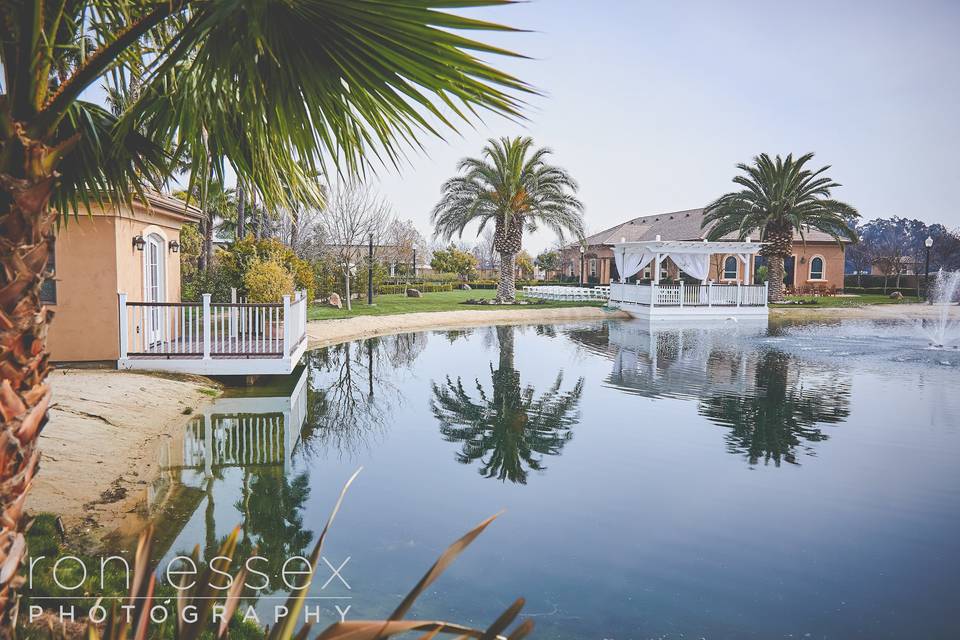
[702,153,859,301]
[432,137,585,301]
[0,1,529,623]
[431,326,584,484]
[698,350,851,467]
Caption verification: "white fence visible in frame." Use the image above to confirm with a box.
[522,285,609,301]
[119,289,308,359]
[610,282,768,308]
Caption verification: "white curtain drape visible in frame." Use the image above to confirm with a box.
[668,252,711,281]
[615,248,655,281]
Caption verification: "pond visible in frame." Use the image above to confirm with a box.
[141,318,960,639]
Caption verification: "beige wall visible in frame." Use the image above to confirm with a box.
[791,242,846,291]
[48,203,189,362]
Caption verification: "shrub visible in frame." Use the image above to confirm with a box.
[244,257,296,302]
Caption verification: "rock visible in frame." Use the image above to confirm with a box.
[460,283,472,290]
[407,288,422,298]
[328,292,343,308]
[889,291,904,300]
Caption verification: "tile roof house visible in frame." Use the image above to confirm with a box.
[561,208,849,291]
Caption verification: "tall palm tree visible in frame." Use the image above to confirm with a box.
[431,326,583,484]
[432,137,585,301]
[0,0,529,623]
[698,350,851,467]
[702,153,859,301]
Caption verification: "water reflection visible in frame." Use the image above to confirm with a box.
[149,368,312,576]
[600,322,851,466]
[430,326,584,484]
[300,333,427,456]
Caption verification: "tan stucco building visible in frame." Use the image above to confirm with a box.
[562,208,848,292]
[46,193,202,363]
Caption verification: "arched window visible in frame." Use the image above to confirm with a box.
[809,256,824,280]
[723,255,738,280]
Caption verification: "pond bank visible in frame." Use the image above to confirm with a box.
[770,301,949,320]
[306,305,628,347]
[32,369,220,543]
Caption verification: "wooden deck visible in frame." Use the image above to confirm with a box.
[118,290,309,375]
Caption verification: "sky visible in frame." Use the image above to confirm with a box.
[362,0,960,254]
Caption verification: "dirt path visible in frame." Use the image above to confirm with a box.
[306,306,628,347]
[31,369,219,540]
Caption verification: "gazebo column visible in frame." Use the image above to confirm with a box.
[653,254,662,284]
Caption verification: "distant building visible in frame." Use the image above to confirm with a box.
[561,208,849,292]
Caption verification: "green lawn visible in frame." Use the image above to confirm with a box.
[778,294,922,308]
[308,289,604,320]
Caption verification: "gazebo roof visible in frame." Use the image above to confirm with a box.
[613,239,765,255]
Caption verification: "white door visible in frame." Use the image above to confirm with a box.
[145,234,166,345]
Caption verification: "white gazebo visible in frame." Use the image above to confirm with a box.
[608,238,768,319]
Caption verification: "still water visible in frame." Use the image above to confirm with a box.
[144,319,960,639]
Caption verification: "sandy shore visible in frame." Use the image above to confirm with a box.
[770,302,950,320]
[31,369,219,540]
[306,303,951,347]
[306,306,628,347]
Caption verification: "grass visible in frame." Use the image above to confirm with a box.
[779,294,923,308]
[308,289,603,321]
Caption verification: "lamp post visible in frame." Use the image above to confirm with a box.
[924,235,933,301]
[367,232,374,306]
[579,245,585,287]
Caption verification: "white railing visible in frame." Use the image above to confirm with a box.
[119,289,308,359]
[609,282,768,308]
[521,285,609,301]
[609,282,653,305]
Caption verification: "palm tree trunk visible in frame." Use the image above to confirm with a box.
[767,255,786,301]
[497,252,517,301]
[203,213,214,271]
[0,173,57,625]
[236,181,246,240]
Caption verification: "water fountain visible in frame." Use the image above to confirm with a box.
[922,269,960,349]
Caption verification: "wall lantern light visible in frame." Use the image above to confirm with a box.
[132,235,146,251]
[169,240,181,253]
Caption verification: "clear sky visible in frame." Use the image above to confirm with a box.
[367,0,960,254]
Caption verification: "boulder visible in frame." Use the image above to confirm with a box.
[889,291,904,300]
[407,288,422,298]
[328,292,343,308]
[460,283,472,291]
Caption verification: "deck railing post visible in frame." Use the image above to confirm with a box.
[736,282,742,307]
[202,294,212,360]
[230,288,238,339]
[764,281,769,306]
[708,282,713,307]
[679,280,685,308]
[282,294,292,357]
[118,292,128,359]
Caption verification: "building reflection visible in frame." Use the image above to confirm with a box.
[431,325,584,484]
[144,367,313,581]
[598,321,852,467]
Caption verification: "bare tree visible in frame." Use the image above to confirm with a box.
[385,218,428,276]
[315,183,393,310]
[471,227,499,277]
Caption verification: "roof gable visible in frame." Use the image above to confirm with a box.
[579,208,848,246]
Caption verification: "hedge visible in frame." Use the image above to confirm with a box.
[377,283,455,295]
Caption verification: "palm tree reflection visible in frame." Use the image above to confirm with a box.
[431,326,584,484]
[699,349,851,466]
